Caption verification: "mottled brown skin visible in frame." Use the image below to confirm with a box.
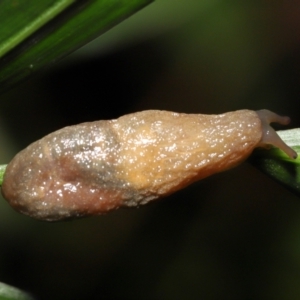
[1,109,296,221]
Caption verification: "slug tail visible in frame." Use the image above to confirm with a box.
[256,109,297,159]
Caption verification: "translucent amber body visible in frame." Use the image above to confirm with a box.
[1,109,295,221]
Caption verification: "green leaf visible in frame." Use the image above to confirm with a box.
[0,0,153,94]
[0,281,34,300]
[0,165,6,186]
[249,129,300,197]
[0,0,76,58]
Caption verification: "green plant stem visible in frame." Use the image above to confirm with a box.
[0,165,7,186]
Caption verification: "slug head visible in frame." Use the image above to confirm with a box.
[256,109,297,159]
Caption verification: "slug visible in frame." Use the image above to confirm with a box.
[1,109,297,221]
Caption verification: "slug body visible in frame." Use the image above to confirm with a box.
[1,109,296,221]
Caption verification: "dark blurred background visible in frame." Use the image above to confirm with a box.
[1,1,300,299]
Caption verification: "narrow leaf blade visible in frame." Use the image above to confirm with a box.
[0,281,34,300]
[0,0,153,94]
[250,129,300,196]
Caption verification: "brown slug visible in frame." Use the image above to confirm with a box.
[1,109,297,221]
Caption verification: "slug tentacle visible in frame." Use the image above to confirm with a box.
[256,109,297,159]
